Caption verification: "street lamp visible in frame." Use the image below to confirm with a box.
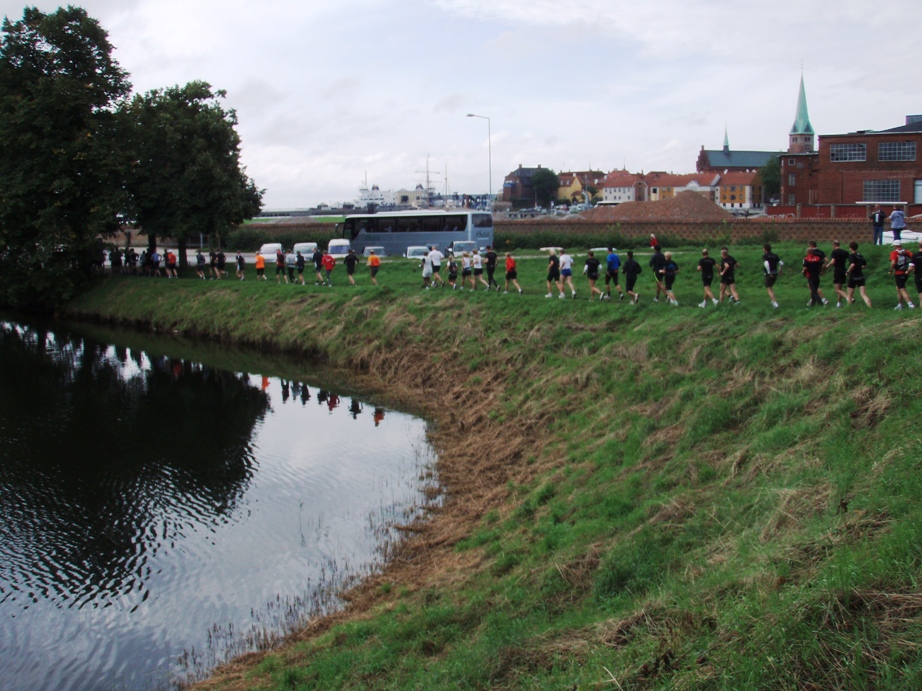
[466,113,492,209]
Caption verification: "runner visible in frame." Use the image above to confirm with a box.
[604,247,623,300]
[321,247,336,286]
[622,250,642,304]
[649,244,667,302]
[209,249,218,279]
[584,250,602,300]
[235,250,246,280]
[472,249,488,290]
[296,250,306,285]
[846,241,872,308]
[545,249,562,298]
[216,249,226,279]
[826,240,850,307]
[311,246,324,285]
[461,252,473,290]
[889,239,915,310]
[343,248,359,286]
[558,247,576,299]
[195,249,206,279]
[255,250,266,280]
[802,246,825,306]
[913,241,922,307]
[447,255,458,289]
[428,246,444,287]
[697,248,718,307]
[484,245,499,291]
[504,252,523,294]
[805,240,828,305]
[367,249,381,286]
[286,248,297,284]
[275,248,287,283]
[719,247,740,304]
[165,249,177,278]
[421,246,433,289]
[662,252,679,305]
[150,249,162,277]
[762,243,782,308]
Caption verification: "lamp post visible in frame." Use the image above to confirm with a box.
[466,113,492,209]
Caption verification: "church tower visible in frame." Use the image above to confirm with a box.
[788,74,815,153]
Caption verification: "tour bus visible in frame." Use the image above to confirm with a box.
[339,210,494,257]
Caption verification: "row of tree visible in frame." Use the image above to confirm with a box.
[0,6,262,309]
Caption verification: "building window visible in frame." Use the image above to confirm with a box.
[879,142,916,162]
[863,180,900,202]
[788,193,796,205]
[829,143,867,162]
[788,159,795,165]
[788,173,796,186]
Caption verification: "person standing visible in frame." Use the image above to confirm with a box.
[663,252,679,305]
[254,250,266,280]
[235,250,246,280]
[826,240,850,307]
[366,249,381,286]
[604,247,623,300]
[889,206,907,242]
[504,252,523,294]
[697,248,718,307]
[584,250,602,300]
[484,245,499,291]
[343,248,359,286]
[846,242,872,308]
[889,239,915,310]
[545,249,562,298]
[558,247,576,299]
[622,250,642,303]
[761,244,782,308]
[803,246,825,306]
[311,246,324,285]
[870,205,886,245]
[428,246,445,287]
[719,247,740,304]
[649,244,667,302]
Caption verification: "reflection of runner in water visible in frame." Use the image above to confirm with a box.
[349,399,362,418]
[299,384,310,405]
[317,390,328,405]
[327,394,340,412]
[373,408,385,427]
[281,380,290,402]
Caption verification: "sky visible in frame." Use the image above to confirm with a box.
[3,0,922,209]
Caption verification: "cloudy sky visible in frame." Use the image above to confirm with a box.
[3,0,922,209]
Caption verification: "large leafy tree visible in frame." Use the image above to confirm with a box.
[530,168,559,207]
[0,6,131,308]
[125,81,263,265]
[760,155,781,199]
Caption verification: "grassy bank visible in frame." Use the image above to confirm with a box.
[65,242,922,690]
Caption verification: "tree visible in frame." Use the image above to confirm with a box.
[760,155,780,200]
[530,168,559,207]
[0,6,131,308]
[125,81,263,266]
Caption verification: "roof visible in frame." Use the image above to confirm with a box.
[601,170,643,188]
[718,171,760,186]
[790,74,814,135]
[876,120,922,134]
[701,149,778,170]
[645,172,720,188]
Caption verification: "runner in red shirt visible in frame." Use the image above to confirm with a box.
[504,252,522,294]
[889,239,916,310]
[321,251,336,286]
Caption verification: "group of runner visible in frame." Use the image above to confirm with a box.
[418,245,523,294]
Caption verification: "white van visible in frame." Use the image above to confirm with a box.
[293,242,318,257]
[257,243,283,259]
[327,239,351,258]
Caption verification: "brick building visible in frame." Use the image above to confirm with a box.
[697,126,779,173]
[502,164,543,206]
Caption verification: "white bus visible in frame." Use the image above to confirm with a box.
[339,210,494,257]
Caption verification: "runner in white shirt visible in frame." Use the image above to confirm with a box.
[558,248,576,298]
[428,247,444,287]
[461,253,473,290]
[421,250,433,289]
[472,250,488,290]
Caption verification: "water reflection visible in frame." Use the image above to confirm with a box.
[0,320,437,691]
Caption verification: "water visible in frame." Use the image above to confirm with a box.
[0,318,438,691]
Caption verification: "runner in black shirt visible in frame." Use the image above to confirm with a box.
[311,248,324,285]
[484,246,499,291]
[663,252,679,305]
[584,250,602,301]
[719,247,740,304]
[649,245,667,302]
[343,249,359,286]
[846,241,872,308]
[761,243,782,309]
[805,240,828,305]
[622,250,642,303]
[296,251,306,285]
[697,249,717,307]
[545,251,562,298]
[802,247,825,306]
[826,240,850,307]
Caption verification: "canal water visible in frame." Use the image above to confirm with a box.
[0,317,438,691]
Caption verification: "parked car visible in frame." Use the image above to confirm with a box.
[362,246,386,257]
[327,239,351,258]
[447,240,477,256]
[405,246,429,259]
[293,242,318,257]
[258,242,283,258]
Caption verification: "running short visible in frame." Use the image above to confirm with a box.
[915,277,922,294]
[626,276,637,292]
[587,271,599,281]
[833,273,847,286]
[431,265,440,273]
[473,268,483,276]
[257,268,265,277]
[764,275,777,288]
[664,275,676,290]
[547,269,560,282]
[276,265,284,274]
[701,275,713,287]
[561,268,572,277]
[848,276,865,289]
[605,270,619,285]
[895,274,909,289]
[297,267,304,274]
[346,266,355,275]
[506,270,517,281]
[462,269,472,277]
[370,267,379,277]
[720,275,735,285]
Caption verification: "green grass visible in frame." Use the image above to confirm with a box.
[64,241,922,690]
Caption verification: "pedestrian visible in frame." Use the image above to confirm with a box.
[421,246,433,289]
[343,248,359,286]
[649,244,667,302]
[889,206,907,242]
[889,239,915,310]
[870,204,886,245]
[321,247,336,286]
[428,245,444,287]
[447,255,458,289]
[719,247,741,304]
[697,248,718,307]
[584,250,602,300]
[367,249,381,286]
[504,252,522,294]
[761,243,783,308]
[235,250,246,280]
[195,249,206,279]
[913,241,922,307]
[311,246,324,285]
[110,247,123,273]
[802,246,825,307]
[545,249,561,298]
[216,249,227,279]
[826,240,850,307]
[255,250,266,280]
[165,249,177,278]
[663,251,679,305]
[623,250,642,303]
[296,250,306,285]
[558,247,576,299]
[846,241,872,308]
[127,247,138,274]
[286,248,297,283]
[150,249,162,277]
[472,249,488,290]
[209,248,218,279]
[604,247,623,300]
[484,245,499,291]
[275,248,286,283]
[461,252,473,290]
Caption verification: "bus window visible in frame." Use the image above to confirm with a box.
[420,215,443,233]
[344,219,358,240]
[397,217,419,233]
[473,213,493,228]
[444,215,466,233]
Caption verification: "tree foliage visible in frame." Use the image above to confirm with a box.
[0,6,130,308]
[125,82,263,263]
[760,155,780,199]
[530,168,559,207]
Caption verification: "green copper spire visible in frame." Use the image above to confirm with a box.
[723,124,729,152]
[790,74,814,135]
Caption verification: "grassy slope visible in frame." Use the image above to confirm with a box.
[65,243,922,690]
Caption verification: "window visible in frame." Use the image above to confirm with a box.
[788,159,795,165]
[788,194,795,205]
[472,213,493,228]
[879,142,916,162]
[829,143,866,162]
[863,180,900,202]
[788,174,796,186]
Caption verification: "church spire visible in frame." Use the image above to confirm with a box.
[723,124,729,153]
[788,73,815,153]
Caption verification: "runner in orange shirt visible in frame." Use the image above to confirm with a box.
[254,251,267,280]
[367,250,381,286]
